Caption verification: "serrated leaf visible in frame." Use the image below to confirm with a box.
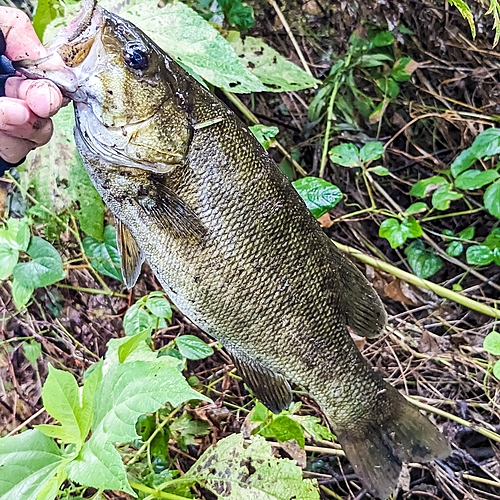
[22,340,42,366]
[258,415,305,447]
[391,57,418,82]
[176,335,214,360]
[484,181,500,218]
[484,330,500,356]
[117,1,265,93]
[227,32,318,92]
[454,169,499,190]
[466,245,494,266]
[292,177,342,219]
[328,143,360,167]
[410,176,448,197]
[11,277,34,309]
[68,158,104,240]
[184,434,319,499]
[12,237,65,289]
[146,295,173,320]
[360,141,385,163]
[404,202,428,215]
[431,184,463,210]
[0,430,63,500]
[249,125,279,150]
[83,225,122,281]
[123,303,153,336]
[405,240,443,279]
[67,437,134,496]
[36,365,84,447]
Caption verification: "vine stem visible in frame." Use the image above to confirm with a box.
[128,481,189,500]
[319,77,341,178]
[334,241,500,319]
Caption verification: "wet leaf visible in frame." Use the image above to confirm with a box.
[360,141,385,163]
[410,176,449,197]
[176,335,214,360]
[293,177,342,219]
[0,218,30,251]
[405,240,443,279]
[328,144,360,167]
[484,180,500,218]
[466,245,494,266]
[83,225,122,281]
[454,169,499,190]
[13,237,65,289]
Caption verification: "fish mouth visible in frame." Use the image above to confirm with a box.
[14,0,104,98]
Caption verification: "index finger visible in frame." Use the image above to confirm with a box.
[0,7,47,61]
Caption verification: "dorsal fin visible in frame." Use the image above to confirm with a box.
[229,349,292,414]
[116,219,144,289]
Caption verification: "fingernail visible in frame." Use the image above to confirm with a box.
[0,101,30,126]
[48,86,61,115]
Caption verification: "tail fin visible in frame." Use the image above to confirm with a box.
[335,391,450,499]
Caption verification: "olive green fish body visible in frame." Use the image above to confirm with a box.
[21,7,450,497]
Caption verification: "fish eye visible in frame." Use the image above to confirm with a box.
[124,42,149,71]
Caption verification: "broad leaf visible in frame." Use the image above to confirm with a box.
[22,340,42,366]
[184,434,319,499]
[409,176,448,197]
[0,217,30,251]
[227,32,319,92]
[446,241,463,257]
[379,217,423,248]
[359,141,385,163]
[0,245,18,280]
[11,277,34,309]
[249,125,279,150]
[454,169,499,190]
[484,228,500,250]
[0,430,63,500]
[146,294,173,320]
[123,303,153,336]
[404,202,428,215]
[83,225,122,281]
[431,184,463,211]
[391,57,417,82]
[258,415,305,447]
[466,245,494,266]
[405,240,443,279]
[13,237,65,289]
[484,180,500,219]
[176,335,214,360]
[293,177,342,219]
[484,330,500,356]
[328,143,360,167]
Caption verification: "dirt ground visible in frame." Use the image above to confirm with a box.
[1,0,500,499]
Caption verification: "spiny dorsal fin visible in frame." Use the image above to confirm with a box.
[336,250,387,339]
[230,350,292,414]
[116,219,145,289]
[140,182,206,242]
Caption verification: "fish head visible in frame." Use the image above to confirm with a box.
[17,1,192,173]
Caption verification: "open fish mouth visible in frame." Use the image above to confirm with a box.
[14,0,103,98]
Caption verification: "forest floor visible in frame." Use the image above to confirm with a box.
[1,0,500,499]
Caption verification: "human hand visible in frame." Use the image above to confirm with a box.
[0,7,64,170]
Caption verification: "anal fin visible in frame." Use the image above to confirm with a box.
[229,350,292,414]
[116,219,145,289]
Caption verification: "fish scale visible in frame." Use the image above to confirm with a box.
[17,5,450,497]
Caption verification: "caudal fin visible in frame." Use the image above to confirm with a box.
[336,391,450,499]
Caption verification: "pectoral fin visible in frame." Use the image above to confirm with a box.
[140,181,206,242]
[116,220,145,289]
[230,350,292,414]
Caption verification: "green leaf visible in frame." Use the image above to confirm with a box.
[484,330,500,356]
[328,143,360,167]
[219,0,255,31]
[410,176,449,197]
[379,217,423,248]
[404,202,428,215]
[405,240,443,279]
[145,294,173,320]
[449,0,476,37]
[446,241,463,257]
[184,434,319,499]
[484,180,500,218]
[22,340,42,366]
[291,415,336,441]
[0,429,63,500]
[123,303,153,336]
[176,335,214,360]
[258,415,305,447]
[13,237,65,289]
[32,0,64,40]
[459,226,475,240]
[249,125,279,150]
[68,158,105,240]
[0,217,30,251]
[376,77,399,99]
[83,225,122,281]
[118,1,265,93]
[35,365,85,447]
[292,177,342,219]
[454,169,499,190]
[484,228,500,249]
[431,184,463,210]
[118,330,152,363]
[451,148,477,178]
[226,32,319,92]
[359,142,385,163]
[370,31,395,47]
[493,360,500,380]
[391,57,417,82]
[0,245,18,280]
[170,413,210,451]
[466,245,494,266]
[468,127,500,158]
[11,277,34,309]
[368,166,390,176]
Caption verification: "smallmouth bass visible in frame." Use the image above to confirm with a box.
[19,4,450,497]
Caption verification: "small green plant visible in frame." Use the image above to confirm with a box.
[483,330,500,379]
